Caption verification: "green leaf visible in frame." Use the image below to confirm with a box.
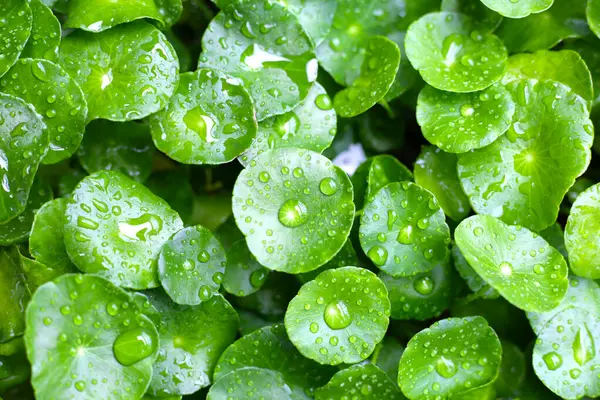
[455,215,569,312]
[451,244,499,299]
[21,0,60,61]
[494,340,526,397]
[146,170,194,225]
[296,239,359,284]
[282,0,336,46]
[58,21,179,122]
[334,36,400,118]
[414,146,471,222]
[1,58,88,164]
[380,261,455,321]
[497,0,588,53]
[158,225,226,305]
[359,182,451,277]
[450,384,496,400]
[154,0,183,27]
[239,82,336,166]
[457,80,593,231]
[207,367,292,400]
[0,247,30,344]
[284,266,390,365]
[315,364,402,400]
[198,0,317,121]
[0,179,52,246]
[588,0,600,39]
[416,84,515,153]
[214,324,336,399]
[480,0,553,18]
[238,309,274,336]
[215,218,270,297]
[564,39,600,111]
[25,274,159,400]
[539,223,568,260]
[405,12,507,93]
[232,148,354,273]
[65,0,164,32]
[565,183,600,279]
[352,155,413,211]
[64,171,184,290]
[441,0,503,33]
[397,316,502,399]
[0,353,29,393]
[532,306,600,399]
[0,94,48,223]
[503,50,593,109]
[0,0,32,78]
[78,120,154,183]
[150,69,257,165]
[371,336,405,385]
[527,276,600,335]
[145,291,239,396]
[18,252,67,292]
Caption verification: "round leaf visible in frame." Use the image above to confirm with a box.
[65,0,163,32]
[315,364,402,400]
[457,80,593,231]
[21,0,60,61]
[1,58,88,164]
[564,39,600,111]
[58,21,179,122]
[214,324,336,399]
[150,69,256,165]
[397,316,502,399]
[565,183,600,279]
[480,0,553,18]
[284,266,390,365]
[78,120,154,182]
[455,215,569,312]
[198,0,317,121]
[405,12,507,93]
[25,274,159,400]
[207,367,292,400]
[239,82,336,166]
[0,94,47,223]
[64,171,184,290]
[158,225,226,305]
[296,239,359,284]
[145,291,238,396]
[416,84,515,153]
[441,0,503,33]
[414,146,471,222]
[532,306,600,399]
[334,36,400,118]
[232,148,354,274]
[359,182,451,277]
[452,244,498,299]
[0,0,32,78]
[0,247,30,343]
[282,0,336,46]
[380,261,455,321]
[154,0,183,27]
[215,218,270,297]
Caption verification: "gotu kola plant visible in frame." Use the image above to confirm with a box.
[0,0,599,399]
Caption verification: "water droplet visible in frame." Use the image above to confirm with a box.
[542,352,563,371]
[118,214,163,242]
[60,305,71,315]
[570,368,581,379]
[43,317,52,326]
[323,300,352,330]
[183,107,216,143]
[499,261,513,276]
[367,245,388,266]
[473,227,483,237]
[413,276,434,295]
[198,250,210,263]
[397,226,414,244]
[113,327,156,366]
[31,61,49,81]
[309,322,319,333]
[250,269,268,288]
[259,171,270,183]
[212,272,224,284]
[460,104,475,117]
[572,324,595,366]
[198,285,212,301]
[315,94,333,110]
[441,33,465,66]
[360,384,373,395]
[319,178,338,196]
[436,356,458,378]
[533,264,546,275]
[106,303,119,316]
[293,167,304,178]
[278,199,309,228]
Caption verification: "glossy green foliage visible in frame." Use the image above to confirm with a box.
[78,120,154,183]
[158,225,226,305]
[565,183,600,278]
[455,215,569,312]
[214,324,336,399]
[457,80,593,231]
[59,21,179,121]
[480,0,553,18]
[441,0,503,33]
[359,182,451,277]
[198,0,317,121]
[232,148,354,273]
[1,58,88,164]
[150,68,256,164]
[21,0,60,61]
[66,0,164,32]
[398,317,501,399]
[145,291,238,396]
[208,367,292,399]
[0,94,47,223]
[334,36,400,118]
[285,267,390,365]
[0,247,30,344]
[315,364,402,400]
[414,147,470,222]
[405,12,507,93]
[371,336,405,384]
[239,82,336,166]
[452,244,498,299]
[494,340,527,397]
[296,239,359,284]
[416,84,515,153]
[25,274,159,400]
[0,0,32,79]
[145,170,194,225]
[64,171,183,290]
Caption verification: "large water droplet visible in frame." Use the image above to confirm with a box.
[542,352,563,371]
[184,107,216,143]
[499,261,513,276]
[278,199,309,228]
[397,225,414,245]
[572,324,595,366]
[250,269,268,288]
[118,214,163,242]
[315,94,333,110]
[113,327,156,366]
[436,356,458,378]
[31,61,49,81]
[367,245,388,266]
[319,177,338,196]
[441,33,465,66]
[413,276,434,295]
[323,300,352,330]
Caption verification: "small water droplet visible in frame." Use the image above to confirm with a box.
[413,276,434,295]
[319,177,338,196]
[542,352,563,371]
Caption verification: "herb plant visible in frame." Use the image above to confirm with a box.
[2,1,600,400]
